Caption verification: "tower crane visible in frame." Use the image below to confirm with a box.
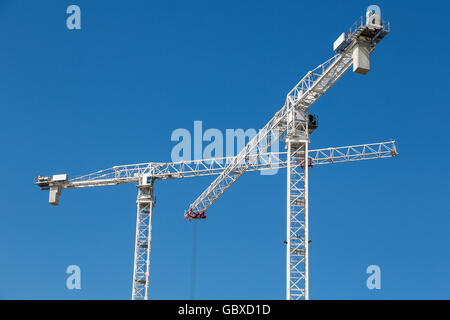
[35,141,396,299]
[35,6,396,300]
[183,6,392,300]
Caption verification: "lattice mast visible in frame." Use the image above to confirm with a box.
[132,179,155,299]
[285,109,311,299]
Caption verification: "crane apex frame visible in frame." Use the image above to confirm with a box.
[35,6,395,300]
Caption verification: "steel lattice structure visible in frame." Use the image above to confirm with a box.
[35,141,397,299]
[35,6,395,300]
[132,184,155,300]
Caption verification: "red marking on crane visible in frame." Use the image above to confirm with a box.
[298,157,313,169]
[185,209,207,220]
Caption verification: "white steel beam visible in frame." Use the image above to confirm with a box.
[35,141,397,191]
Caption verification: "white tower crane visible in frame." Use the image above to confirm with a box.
[35,6,395,300]
[183,6,391,300]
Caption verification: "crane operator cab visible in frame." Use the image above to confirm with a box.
[308,114,318,134]
[286,109,319,137]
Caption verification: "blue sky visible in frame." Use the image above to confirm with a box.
[0,0,449,299]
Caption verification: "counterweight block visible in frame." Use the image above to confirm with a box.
[353,41,371,75]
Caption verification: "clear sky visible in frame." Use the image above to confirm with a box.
[0,0,449,300]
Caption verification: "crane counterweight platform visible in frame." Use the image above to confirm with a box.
[35,5,395,300]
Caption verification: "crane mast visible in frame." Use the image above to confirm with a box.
[133,180,155,300]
